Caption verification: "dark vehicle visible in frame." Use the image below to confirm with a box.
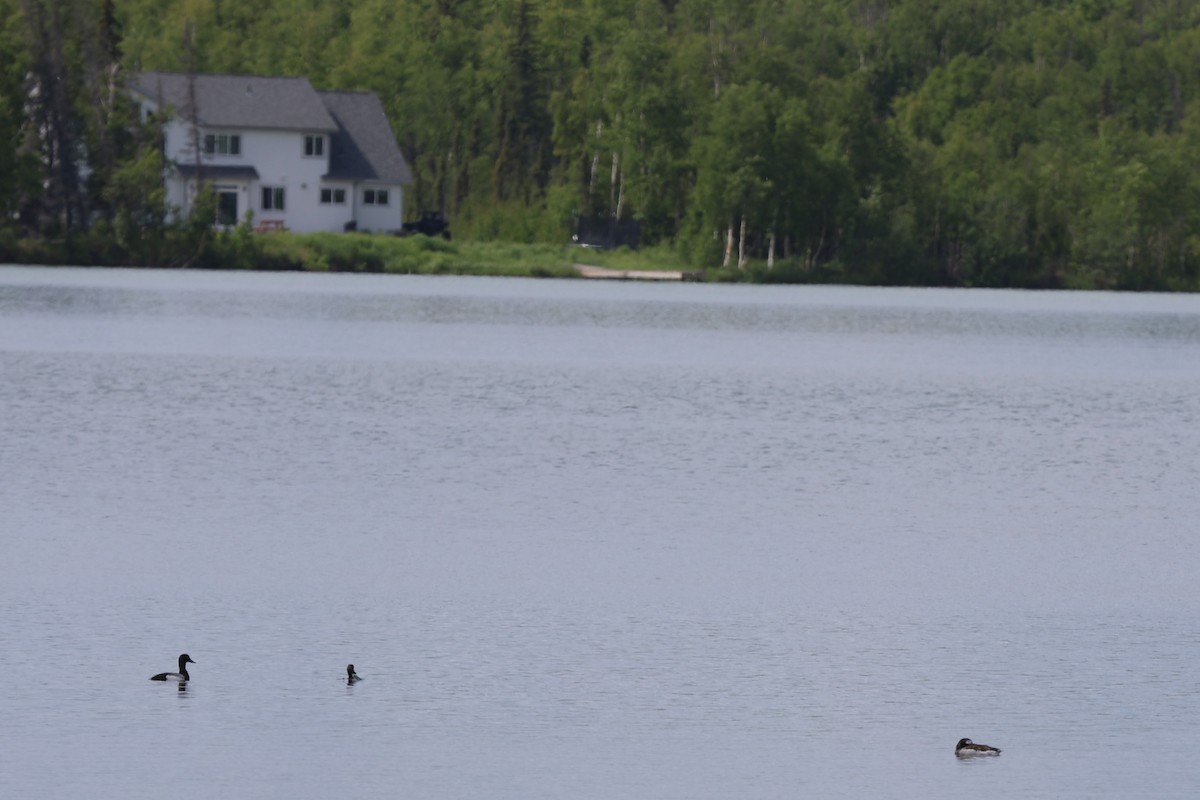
[572,214,639,250]
[400,211,451,240]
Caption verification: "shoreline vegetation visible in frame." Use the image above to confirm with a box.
[7,1,1200,292]
[6,227,1200,290]
[9,226,1200,289]
[0,228,693,281]
[7,224,1200,289]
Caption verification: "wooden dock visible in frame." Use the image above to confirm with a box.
[574,264,702,282]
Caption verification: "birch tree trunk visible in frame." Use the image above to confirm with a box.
[723,223,733,268]
[610,152,619,211]
[588,121,603,195]
[737,215,747,270]
[615,170,626,221]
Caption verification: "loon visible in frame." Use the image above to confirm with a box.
[955,738,1001,757]
[150,653,195,682]
[346,664,362,684]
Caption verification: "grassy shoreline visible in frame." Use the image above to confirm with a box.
[259,232,584,278]
[1,228,700,280]
[7,229,1200,290]
[257,232,732,281]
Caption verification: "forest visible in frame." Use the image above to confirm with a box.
[4,0,1200,289]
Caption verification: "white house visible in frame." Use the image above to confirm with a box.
[130,72,412,233]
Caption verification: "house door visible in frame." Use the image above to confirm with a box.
[216,188,238,226]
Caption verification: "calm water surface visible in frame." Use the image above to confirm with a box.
[2,265,1200,798]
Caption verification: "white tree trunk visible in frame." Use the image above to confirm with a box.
[767,231,776,269]
[737,216,748,270]
[723,224,734,268]
[588,121,603,195]
[610,152,619,210]
[615,171,626,221]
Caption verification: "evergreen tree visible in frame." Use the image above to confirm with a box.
[3,0,1200,288]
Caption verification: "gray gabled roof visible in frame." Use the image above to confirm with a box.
[319,91,412,185]
[132,72,337,132]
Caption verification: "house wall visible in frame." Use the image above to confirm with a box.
[153,111,403,233]
[355,184,405,233]
[242,128,333,232]
[164,172,189,218]
[317,180,356,232]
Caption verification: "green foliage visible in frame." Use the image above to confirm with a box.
[4,0,1200,289]
[251,231,578,277]
[0,0,34,227]
[104,146,168,262]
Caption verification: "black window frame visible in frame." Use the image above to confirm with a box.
[319,187,346,205]
[363,189,390,206]
[261,186,285,211]
[204,133,241,156]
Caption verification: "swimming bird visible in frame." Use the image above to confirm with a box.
[346,664,362,684]
[955,737,1001,757]
[150,653,195,682]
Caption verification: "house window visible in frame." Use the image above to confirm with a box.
[320,188,346,205]
[204,133,241,156]
[261,186,285,211]
[363,189,389,206]
[305,135,325,157]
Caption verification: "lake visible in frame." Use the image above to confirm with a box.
[2,265,1199,798]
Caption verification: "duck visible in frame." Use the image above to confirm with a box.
[955,737,1001,757]
[346,664,362,684]
[150,653,195,682]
